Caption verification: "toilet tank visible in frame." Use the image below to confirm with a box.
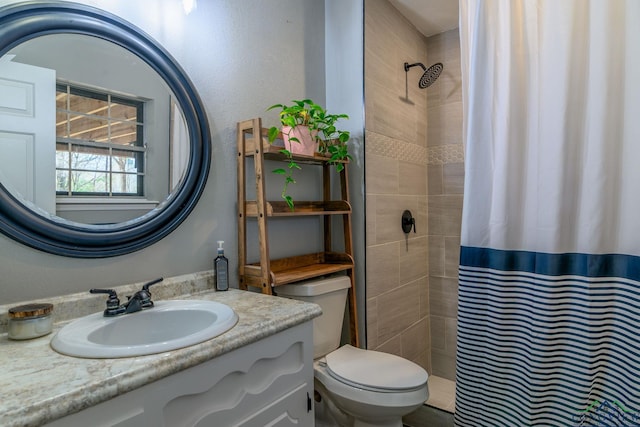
[276,276,350,359]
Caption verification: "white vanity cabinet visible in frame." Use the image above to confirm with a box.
[46,322,314,427]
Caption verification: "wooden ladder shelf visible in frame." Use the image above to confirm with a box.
[237,118,359,346]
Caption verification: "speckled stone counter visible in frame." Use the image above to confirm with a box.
[0,272,321,427]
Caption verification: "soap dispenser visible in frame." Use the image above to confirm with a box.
[214,240,229,291]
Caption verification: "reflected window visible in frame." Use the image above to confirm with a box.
[55,83,145,196]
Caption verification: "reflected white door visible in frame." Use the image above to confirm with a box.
[0,56,56,214]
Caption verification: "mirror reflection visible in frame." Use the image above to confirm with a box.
[0,34,189,225]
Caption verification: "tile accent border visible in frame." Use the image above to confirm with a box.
[365,131,465,166]
[427,144,465,165]
[366,131,427,165]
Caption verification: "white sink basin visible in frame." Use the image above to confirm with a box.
[51,300,238,358]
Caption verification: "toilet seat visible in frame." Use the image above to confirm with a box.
[314,357,429,411]
[324,345,428,392]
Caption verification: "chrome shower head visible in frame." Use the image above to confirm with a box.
[404,62,443,89]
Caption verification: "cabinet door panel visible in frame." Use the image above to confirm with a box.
[45,322,314,427]
[229,383,312,427]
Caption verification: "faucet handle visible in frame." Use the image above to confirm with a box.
[90,288,126,316]
[142,277,163,292]
[129,278,163,311]
[90,288,119,306]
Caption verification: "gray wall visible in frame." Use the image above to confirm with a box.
[325,0,366,345]
[0,0,336,303]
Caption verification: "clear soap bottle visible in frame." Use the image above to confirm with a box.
[214,240,229,291]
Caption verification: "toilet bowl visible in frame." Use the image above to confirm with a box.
[276,276,429,427]
[315,345,428,426]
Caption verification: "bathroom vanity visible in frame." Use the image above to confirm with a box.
[0,272,321,427]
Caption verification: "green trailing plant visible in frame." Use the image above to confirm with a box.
[266,99,351,210]
[270,150,300,211]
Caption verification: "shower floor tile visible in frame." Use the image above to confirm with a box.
[403,375,456,427]
[426,375,456,413]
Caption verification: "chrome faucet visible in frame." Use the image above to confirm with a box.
[90,278,163,317]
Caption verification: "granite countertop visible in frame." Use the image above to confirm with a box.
[0,272,321,427]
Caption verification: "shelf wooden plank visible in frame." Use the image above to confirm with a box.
[245,200,351,217]
[273,263,353,286]
[242,252,354,287]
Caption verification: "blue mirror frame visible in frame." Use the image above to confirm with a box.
[0,1,211,258]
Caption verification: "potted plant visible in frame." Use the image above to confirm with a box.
[266,99,351,210]
[267,99,320,156]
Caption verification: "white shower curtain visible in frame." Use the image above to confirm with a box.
[457,1,640,426]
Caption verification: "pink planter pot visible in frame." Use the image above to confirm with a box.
[282,125,318,156]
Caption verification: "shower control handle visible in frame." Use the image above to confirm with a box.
[401,210,416,234]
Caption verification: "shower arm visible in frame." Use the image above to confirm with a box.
[404,62,426,72]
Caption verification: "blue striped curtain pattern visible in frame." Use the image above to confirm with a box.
[457,1,640,426]
[457,248,640,426]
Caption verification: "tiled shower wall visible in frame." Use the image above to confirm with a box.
[364,0,464,381]
[426,29,463,381]
[364,0,430,372]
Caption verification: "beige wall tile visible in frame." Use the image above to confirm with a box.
[430,315,446,351]
[366,0,426,61]
[443,162,465,195]
[441,101,464,146]
[427,102,464,147]
[424,26,463,382]
[426,105,443,147]
[376,334,403,357]
[428,235,445,277]
[366,297,379,350]
[366,195,377,244]
[366,77,426,143]
[365,0,431,362]
[401,318,429,364]
[437,61,462,107]
[377,281,421,343]
[399,236,428,284]
[416,109,428,148]
[399,161,427,195]
[426,29,463,108]
[428,195,463,237]
[444,316,457,356]
[364,6,464,386]
[364,0,428,145]
[375,195,419,244]
[366,242,400,298]
[367,154,399,194]
[418,275,430,318]
[431,349,456,381]
[444,236,461,278]
[429,276,458,318]
[365,22,402,89]
[417,196,428,237]
[427,73,462,112]
[392,276,430,319]
[428,164,443,195]
[413,349,430,374]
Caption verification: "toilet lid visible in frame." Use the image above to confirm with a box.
[324,345,428,391]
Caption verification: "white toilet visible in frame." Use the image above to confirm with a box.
[277,276,429,427]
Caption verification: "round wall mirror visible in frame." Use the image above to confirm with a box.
[0,2,211,258]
